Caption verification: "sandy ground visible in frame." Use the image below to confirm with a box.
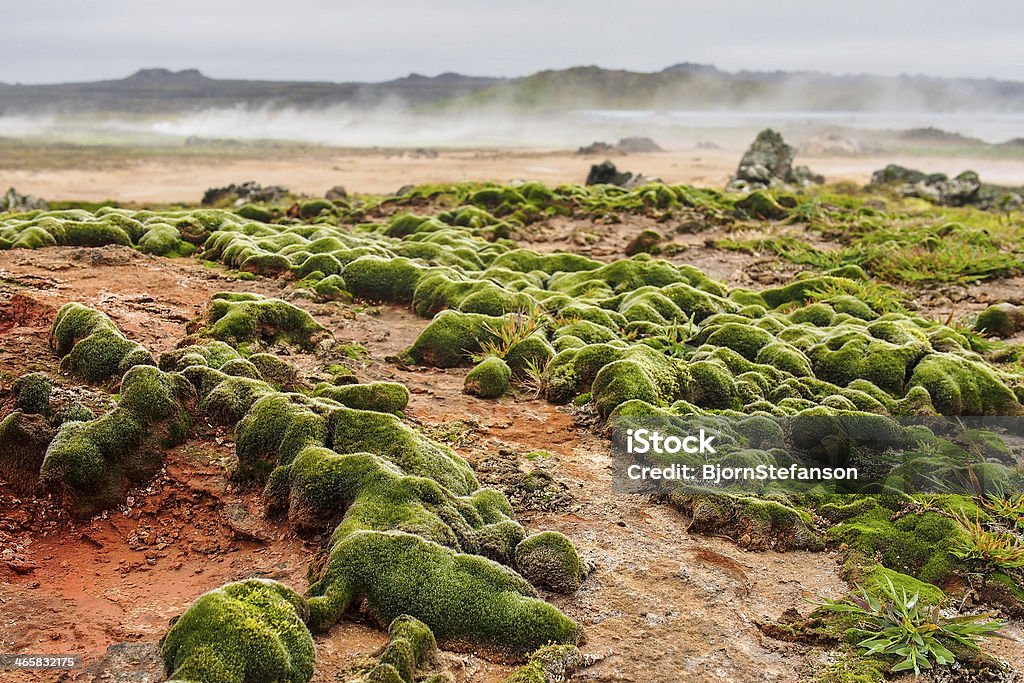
[3,148,1024,204]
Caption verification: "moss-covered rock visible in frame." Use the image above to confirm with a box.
[406,310,499,368]
[306,530,580,651]
[331,408,478,495]
[464,357,511,398]
[235,394,328,481]
[12,372,52,414]
[162,579,315,683]
[908,352,1023,415]
[514,532,586,594]
[49,303,155,383]
[0,411,56,494]
[312,382,410,414]
[734,190,789,220]
[975,303,1024,338]
[827,504,961,585]
[202,293,329,350]
[39,365,196,516]
[354,615,439,683]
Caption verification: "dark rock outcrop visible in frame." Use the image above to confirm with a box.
[727,129,823,192]
[2,187,48,213]
[868,164,1022,209]
[585,160,660,188]
[201,181,289,207]
[578,137,664,155]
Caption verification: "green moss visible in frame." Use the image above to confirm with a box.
[734,190,789,220]
[406,310,499,368]
[205,293,328,350]
[306,530,579,651]
[975,303,1024,338]
[299,199,335,219]
[808,328,924,397]
[312,274,350,301]
[464,357,512,399]
[908,352,1023,415]
[504,332,554,377]
[672,493,822,550]
[827,505,961,585]
[235,394,327,481]
[162,579,314,683]
[49,302,154,383]
[357,615,439,683]
[514,531,586,594]
[331,408,478,495]
[344,256,425,303]
[685,360,739,410]
[138,224,193,257]
[705,323,774,361]
[861,566,945,606]
[249,353,300,389]
[40,366,195,516]
[13,372,52,414]
[201,375,276,425]
[219,357,262,380]
[235,203,273,222]
[312,382,411,414]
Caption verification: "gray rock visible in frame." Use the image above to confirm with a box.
[2,187,48,212]
[325,185,348,201]
[727,129,822,192]
[201,181,288,207]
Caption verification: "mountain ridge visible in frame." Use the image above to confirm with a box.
[1,64,1021,115]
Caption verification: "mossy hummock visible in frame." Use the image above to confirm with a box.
[162,579,315,683]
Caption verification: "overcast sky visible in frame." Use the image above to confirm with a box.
[3,0,1022,84]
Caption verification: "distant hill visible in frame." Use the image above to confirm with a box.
[450,64,1024,112]
[1,64,1021,115]
[0,68,504,115]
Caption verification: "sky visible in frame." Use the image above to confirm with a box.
[2,0,1022,84]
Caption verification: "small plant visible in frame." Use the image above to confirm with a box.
[817,576,1005,676]
[952,510,1024,571]
[981,492,1024,530]
[520,355,551,398]
[477,305,548,360]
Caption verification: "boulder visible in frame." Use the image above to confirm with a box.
[325,185,348,201]
[869,166,988,207]
[585,160,660,188]
[201,181,289,207]
[727,129,822,192]
[3,187,48,213]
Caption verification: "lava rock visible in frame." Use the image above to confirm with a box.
[2,187,48,213]
[727,129,823,192]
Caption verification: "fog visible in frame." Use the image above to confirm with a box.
[3,103,1022,151]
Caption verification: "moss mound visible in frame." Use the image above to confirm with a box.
[50,302,155,384]
[162,579,314,683]
[464,356,512,398]
[514,531,586,594]
[0,411,56,494]
[201,293,329,350]
[39,365,196,516]
[312,381,410,414]
[307,530,580,651]
[12,372,52,414]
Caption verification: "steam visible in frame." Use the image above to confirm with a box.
[2,101,1022,148]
